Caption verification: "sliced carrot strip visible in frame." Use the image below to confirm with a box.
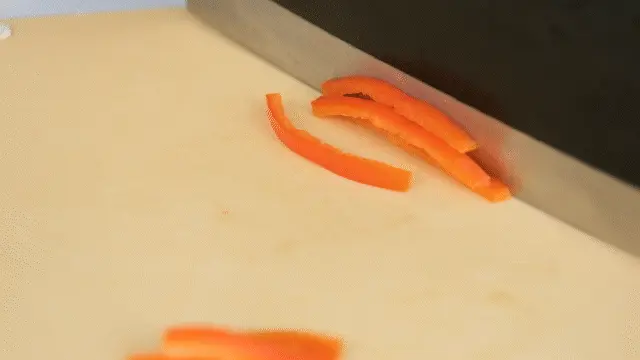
[321,76,478,153]
[266,93,412,192]
[164,326,342,351]
[247,330,342,358]
[165,326,231,341]
[129,354,164,360]
[165,327,342,356]
[404,141,511,202]
[162,327,249,359]
[311,95,490,190]
[473,178,512,203]
[163,326,342,360]
[129,354,211,360]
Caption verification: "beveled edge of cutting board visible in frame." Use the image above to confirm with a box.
[186,0,640,257]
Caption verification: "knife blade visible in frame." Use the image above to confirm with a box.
[186,0,640,257]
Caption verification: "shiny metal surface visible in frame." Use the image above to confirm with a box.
[187,0,640,256]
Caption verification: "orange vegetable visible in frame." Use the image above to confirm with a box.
[247,330,342,359]
[162,327,247,359]
[321,76,478,153]
[266,93,412,192]
[129,354,207,360]
[162,326,343,360]
[396,141,511,202]
[311,95,491,190]
[473,178,512,203]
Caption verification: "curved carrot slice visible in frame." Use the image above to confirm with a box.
[406,142,511,202]
[163,326,259,359]
[129,354,208,360]
[247,330,342,359]
[129,354,165,360]
[163,326,342,360]
[266,93,412,192]
[321,76,478,153]
[473,179,512,203]
[311,95,490,190]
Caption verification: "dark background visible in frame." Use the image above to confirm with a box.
[273,0,640,187]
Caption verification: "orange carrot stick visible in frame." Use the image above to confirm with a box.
[473,179,512,203]
[321,76,478,153]
[396,141,511,202]
[164,327,342,356]
[246,330,342,359]
[311,95,490,190]
[129,353,212,360]
[163,326,343,360]
[266,93,412,192]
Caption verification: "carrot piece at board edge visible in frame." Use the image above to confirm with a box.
[162,333,252,359]
[128,353,210,360]
[162,326,343,360]
[163,326,232,342]
[311,95,490,190]
[164,326,343,350]
[247,330,343,356]
[162,326,250,359]
[164,326,343,357]
[266,93,412,192]
[321,75,478,153]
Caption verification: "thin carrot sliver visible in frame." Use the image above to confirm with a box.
[162,327,249,359]
[397,141,511,202]
[473,179,512,203]
[321,76,478,153]
[129,353,210,360]
[266,93,412,192]
[311,95,490,190]
[247,330,342,357]
[163,326,343,360]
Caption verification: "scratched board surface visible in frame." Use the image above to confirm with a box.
[1,9,639,360]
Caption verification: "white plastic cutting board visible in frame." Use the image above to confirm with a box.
[1,9,639,360]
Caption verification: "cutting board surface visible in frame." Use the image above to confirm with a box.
[1,9,639,360]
